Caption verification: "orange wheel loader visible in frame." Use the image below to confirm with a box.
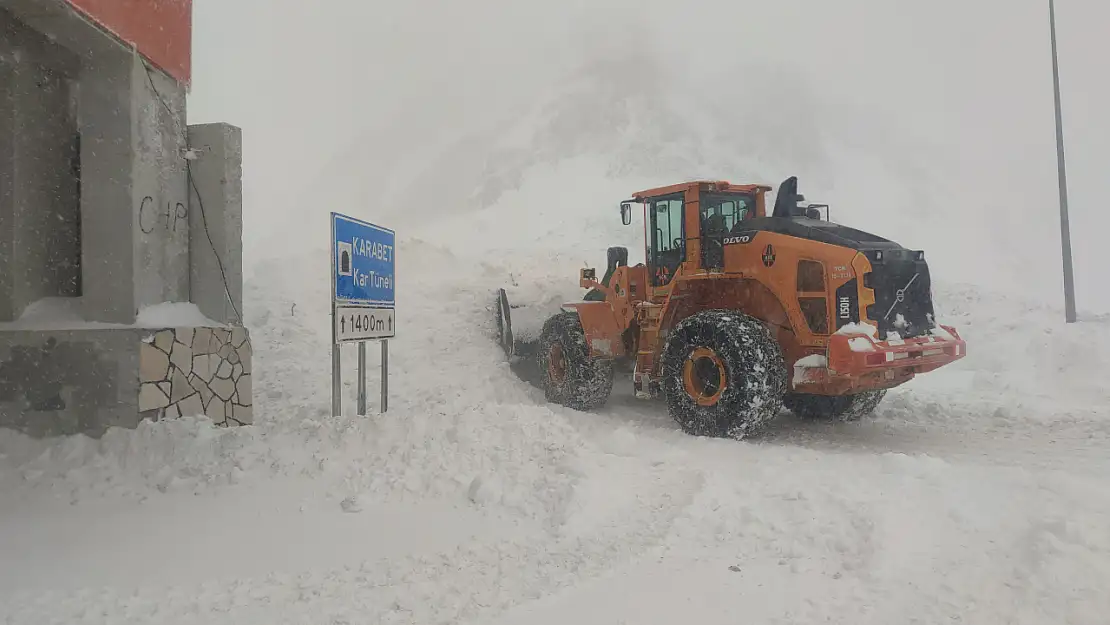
[495,176,966,438]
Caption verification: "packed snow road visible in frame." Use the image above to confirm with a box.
[2,238,1109,624]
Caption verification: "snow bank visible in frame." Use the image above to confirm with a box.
[6,220,1109,620]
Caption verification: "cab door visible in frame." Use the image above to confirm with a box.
[648,193,685,287]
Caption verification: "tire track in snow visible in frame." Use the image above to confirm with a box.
[592,375,1110,479]
[2,460,708,625]
[491,441,1110,625]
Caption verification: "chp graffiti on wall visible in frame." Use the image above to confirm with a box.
[138,194,188,234]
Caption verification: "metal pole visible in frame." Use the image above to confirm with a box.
[330,218,342,416]
[332,318,342,416]
[381,339,388,413]
[357,341,367,415]
[1050,0,1078,323]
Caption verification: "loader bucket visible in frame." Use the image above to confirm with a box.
[493,284,585,386]
[494,288,516,357]
[494,287,542,361]
[493,287,544,386]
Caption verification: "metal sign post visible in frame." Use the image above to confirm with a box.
[357,342,367,414]
[330,216,342,417]
[381,339,388,412]
[1049,0,1077,323]
[330,212,396,415]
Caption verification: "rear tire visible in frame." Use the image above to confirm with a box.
[783,390,887,422]
[660,310,787,439]
[537,312,614,410]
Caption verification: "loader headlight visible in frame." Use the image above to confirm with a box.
[862,250,885,264]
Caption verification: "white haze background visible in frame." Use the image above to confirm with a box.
[6,3,1110,623]
[187,0,1109,314]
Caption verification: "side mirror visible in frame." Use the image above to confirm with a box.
[620,202,633,225]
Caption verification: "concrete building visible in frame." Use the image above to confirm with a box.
[0,0,252,437]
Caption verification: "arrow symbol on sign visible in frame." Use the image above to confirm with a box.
[388,316,393,331]
[341,316,346,332]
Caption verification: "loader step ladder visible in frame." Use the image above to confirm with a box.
[633,303,664,398]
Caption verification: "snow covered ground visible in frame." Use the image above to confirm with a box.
[4,3,1110,621]
[3,212,1110,623]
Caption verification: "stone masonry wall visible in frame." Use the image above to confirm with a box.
[138,326,252,426]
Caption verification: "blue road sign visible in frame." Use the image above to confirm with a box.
[332,212,395,306]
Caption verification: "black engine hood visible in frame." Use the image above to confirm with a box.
[740,216,905,252]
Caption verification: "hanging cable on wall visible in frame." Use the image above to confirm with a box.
[142,60,243,326]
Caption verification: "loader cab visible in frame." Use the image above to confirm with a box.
[623,181,772,292]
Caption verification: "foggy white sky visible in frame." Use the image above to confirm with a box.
[187,0,1109,313]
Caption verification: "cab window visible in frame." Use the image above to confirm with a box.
[701,193,754,269]
[700,194,754,235]
[650,195,685,286]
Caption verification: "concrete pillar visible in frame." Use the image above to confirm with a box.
[79,47,190,323]
[131,53,189,311]
[78,43,136,323]
[187,123,244,325]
